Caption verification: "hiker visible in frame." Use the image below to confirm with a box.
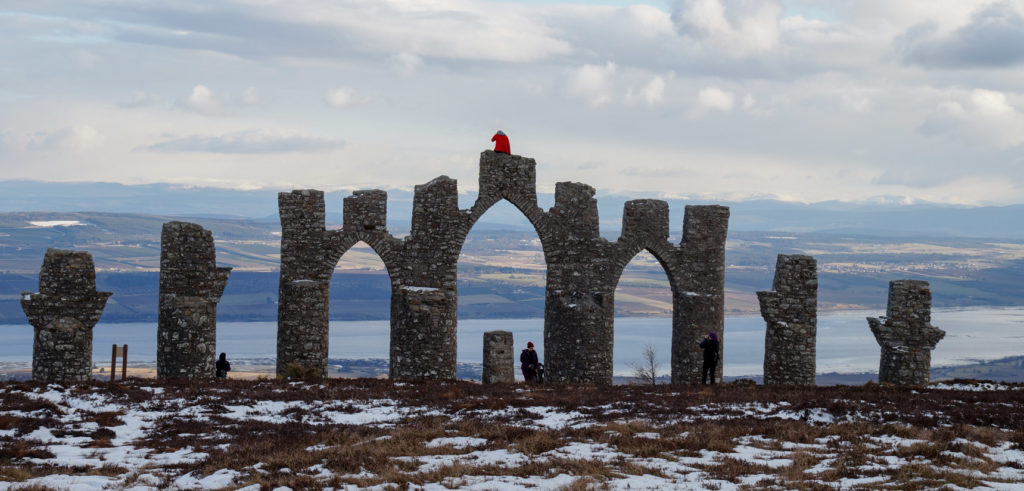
[491,130,510,154]
[520,341,539,382]
[700,332,719,385]
[216,352,231,379]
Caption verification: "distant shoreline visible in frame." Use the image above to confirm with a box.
[4,354,1023,384]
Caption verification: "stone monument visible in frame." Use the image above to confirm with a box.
[157,222,232,379]
[758,254,818,385]
[21,249,112,383]
[276,150,729,384]
[868,280,945,386]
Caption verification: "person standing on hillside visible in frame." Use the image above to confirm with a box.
[491,130,510,154]
[216,352,231,379]
[520,341,539,382]
[700,332,720,385]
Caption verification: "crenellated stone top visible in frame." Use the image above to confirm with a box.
[868,279,945,350]
[21,248,112,330]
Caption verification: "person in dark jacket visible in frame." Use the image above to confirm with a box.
[700,332,719,385]
[216,352,231,379]
[520,341,539,382]
[491,130,510,154]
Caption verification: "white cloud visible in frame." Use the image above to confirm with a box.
[28,125,105,151]
[241,87,259,105]
[392,52,423,76]
[118,91,162,108]
[146,129,345,153]
[567,62,617,107]
[672,0,784,55]
[640,76,666,106]
[181,85,223,115]
[326,87,357,109]
[919,89,1024,147]
[695,87,736,113]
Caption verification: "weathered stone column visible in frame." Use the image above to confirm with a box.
[758,254,817,385]
[544,182,616,384]
[157,222,232,379]
[390,176,462,380]
[868,280,945,386]
[482,330,514,384]
[277,190,336,377]
[672,205,730,384]
[21,249,112,383]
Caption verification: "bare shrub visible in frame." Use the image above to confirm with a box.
[628,344,659,386]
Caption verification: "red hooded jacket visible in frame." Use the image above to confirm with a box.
[491,132,510,154]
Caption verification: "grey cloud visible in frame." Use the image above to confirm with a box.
[899,2,1024,68]
[146,131,345,154]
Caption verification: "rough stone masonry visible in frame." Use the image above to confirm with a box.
[757,254,818,385]
[482,330,514,384]
[157,221,232,379]
[276,150,729,384]
[868,280,945,386]
[21,249,112,383]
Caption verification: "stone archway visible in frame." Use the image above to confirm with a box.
[275,150,730,384]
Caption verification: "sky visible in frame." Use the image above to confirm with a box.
[1,0,1024,205]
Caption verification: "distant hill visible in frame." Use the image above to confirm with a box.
[3,180,1024,238]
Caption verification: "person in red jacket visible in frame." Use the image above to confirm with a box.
[491,130,510,154]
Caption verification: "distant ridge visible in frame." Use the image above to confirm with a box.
[3,180,1024,238]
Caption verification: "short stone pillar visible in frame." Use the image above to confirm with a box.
[868,280,945,386]
[158,222,232,379]
[21,249,112,383]
[482,331,514,384]
[757,254,818,385]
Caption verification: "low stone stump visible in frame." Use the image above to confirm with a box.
[868,280,945,386]
[21,249,112,383]
[483,331,514,384]
[757,254,818,385]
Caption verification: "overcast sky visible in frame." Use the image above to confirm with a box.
[2,0,1024,205]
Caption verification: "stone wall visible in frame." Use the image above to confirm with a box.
[758,254,818,385]
[157,222,232,379]
[868,280,945,386]
[482,331,514,384]
[276,150,729,384]
[21,249,112,383]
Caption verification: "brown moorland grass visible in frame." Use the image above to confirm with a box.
[0,377,1021,489]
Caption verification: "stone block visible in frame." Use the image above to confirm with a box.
[482,330,514,384]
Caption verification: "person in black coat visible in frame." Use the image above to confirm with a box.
[700,332,720,385]
[520,341,539,382]
[216,352,231,379]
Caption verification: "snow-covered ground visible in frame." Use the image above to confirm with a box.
[0,378,1022,490]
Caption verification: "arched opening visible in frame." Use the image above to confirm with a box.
[326,240,391,378]
[613,249,673,384]
[456,199,545,381]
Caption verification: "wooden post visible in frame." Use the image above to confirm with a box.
[111,344,127,382]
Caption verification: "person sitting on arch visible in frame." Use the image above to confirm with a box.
[491,130,510,154]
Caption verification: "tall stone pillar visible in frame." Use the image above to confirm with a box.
[482,331,514,384]
[673,205,730,384]
[390,176,463,380]
[21,249,112,383]
[543,182,615,384]
[157,222,232,379]
[277,190,337,377]
[758,254,817,385]
[868,280,945,386]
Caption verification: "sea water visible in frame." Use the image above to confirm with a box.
[1,307,1022,377]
